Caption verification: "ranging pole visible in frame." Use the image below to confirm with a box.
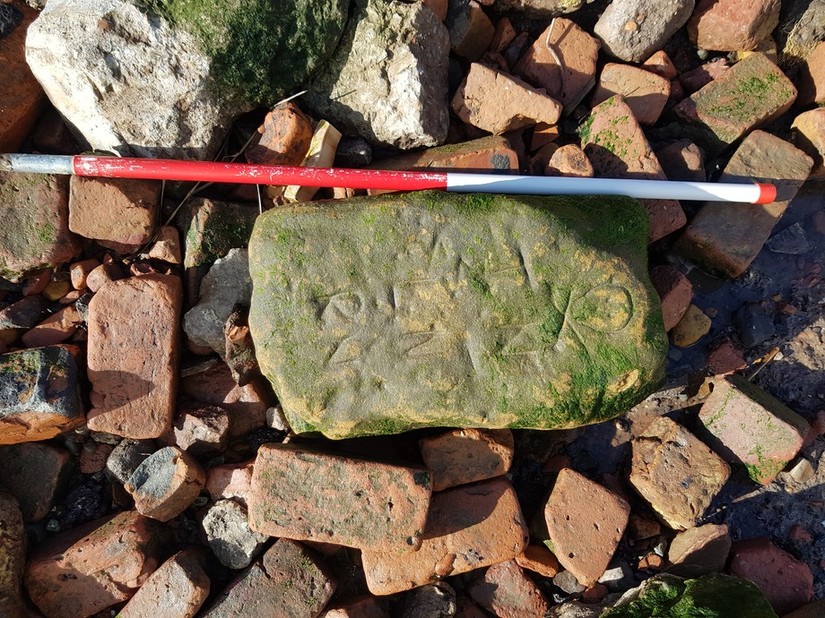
[0,153,777,204]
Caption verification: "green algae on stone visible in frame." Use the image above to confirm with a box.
[138,0,349,103]
[249,191,666,439]
[179,198,259,269]
[601,573,778,618]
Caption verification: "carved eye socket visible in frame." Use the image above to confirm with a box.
[571,285,633,333]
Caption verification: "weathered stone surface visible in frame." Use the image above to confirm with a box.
[125,446,206,522]
[202,499,268,570]
[667,523,731,577]
[493,0,583,17]
[797,40,825,106]
[401,582,457,618]
[206,460,254,507]
[249,443,431,551]
[0,1,46,152]
[87,274,182,439]
[0,443,74,522]
[591,63,671,125]
[181,199,259,270]
[629,417,730,530]
[729,538,813,615]
[26,0,347,159]
[85,262,124,293]
[671,304,712,348]
[0,490,27,618]
[21,304,83,348]
[106,438,156,484]
[170,404,229,455]
[203,539,336,617]
[453,62,563,134]
[249,191,666,439]
[698,374,810,484]
[546,144,593,178]
[361,478,528,595]
[0,346,83,444]
[419,428,514,491]
[676,131,813,278]
[688,0,780,53]
[784,600,825,618]
[25,511,169,618]
[0,173,80,282]
[184,248,252,356]
[513,17,599,111]
[68,177,159,253]
[323,596,389,618]
[593,0,695,63]
[119,549,210,618]
[544,468,630,587]
[580,96,685,243]
[306,0,449,149]
[672,53,797,153]
[0,295,51,343]
[147,226,182,265]
[468,560,549,617]
[601,573,777,618]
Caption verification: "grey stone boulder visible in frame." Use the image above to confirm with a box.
[25,0,349,159]
[202,499,268,570]
[306,0,450,149]
[594,0,695,63]
[494,0,585,18]
[183,248,252,356]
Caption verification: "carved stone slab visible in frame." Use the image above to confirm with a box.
[249,191,666,438]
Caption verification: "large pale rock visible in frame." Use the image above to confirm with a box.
[184,249,252,356]
[306,0,449,149]
[249,192,666,438]
[26,0,348,159]
[494,0,584,17]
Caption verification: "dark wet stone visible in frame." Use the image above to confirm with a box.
[734,302,775,348]
[249,191,667,438]
[0,4,22,40]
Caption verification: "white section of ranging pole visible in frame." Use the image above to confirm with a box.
[0,153,74,175]
[446,173,765,203]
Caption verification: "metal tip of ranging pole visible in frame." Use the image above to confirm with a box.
[0,153,778,205]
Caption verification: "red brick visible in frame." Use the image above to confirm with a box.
[446,0,495,61]
[688,0,781,52]
[581,96,685,242]
[25,511,169,618]
[422,0,448,21]
[649,265,692,332]
[21,304,83,348]
[642,50,678,80]
[676,131,813,278]
[698,374,810,484]
[203,539,336,617]
[513,18,599,110]
[180,361,269,437]
[0,1,46,151]
[147,226,183,264]
[629,417,730,530]
[628,514,661,541]
[69,177,160,253]
[368,135,518,195]
[730,537,813,615]
[707,339,747,375]
[784,600,825,618]
[797,41,825,106]
[0,443,73,522]
[119,549,210,618]
[654,139,706,182]
[249,443,431,551]
[79,441,114,475]
[206,460,254,507]
[679,58,730,94]
[489,17,516,53]
[792,107,825,177]
[514,544,561,578]
[125,446,206,522]
[591,63,671,125]
[530,122,560,151]
[468,560,548,617]
[667,523,731,577]
[452,63,562,134]
[69,258,100,290]
[544,468,630,587]
[546,144,593,177]
[0,172,80,282]
[361,478,528,595]
[87,274,182,439]
[246,102,313,167]
[85,262,125,293]
[673,53,797,151]
[419,428,514,491]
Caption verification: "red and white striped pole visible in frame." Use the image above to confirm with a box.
[0,153,777,204]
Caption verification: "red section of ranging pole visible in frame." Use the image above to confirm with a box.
[72,156,449,192]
